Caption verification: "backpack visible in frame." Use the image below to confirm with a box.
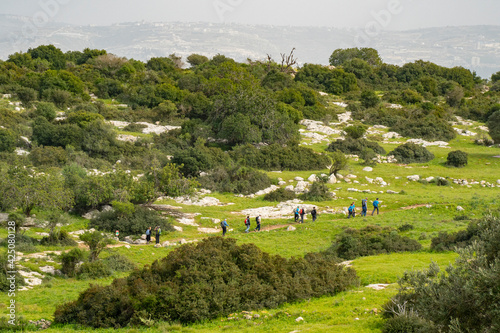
[255,216,259,223]
[220,221,225,228]
[348,206,353,212]
[158,228,162,235]
[300,209,304,215]
[244,218,249,225]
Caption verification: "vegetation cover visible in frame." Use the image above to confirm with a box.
[54,237,358,328]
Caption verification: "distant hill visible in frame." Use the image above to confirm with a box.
[1,15,499,78]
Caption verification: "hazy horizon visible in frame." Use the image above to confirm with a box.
[2,0,500,30]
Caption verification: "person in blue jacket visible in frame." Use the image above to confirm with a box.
[348,202,356,218]
[372,198,380,215]
[221,219,229,236]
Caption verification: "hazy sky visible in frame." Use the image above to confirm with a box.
[2,0,500,30]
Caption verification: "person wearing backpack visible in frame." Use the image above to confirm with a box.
[348,203,356,219]
[221,219,229,236]
[155,226,161,244]
[254,215,261,232]
[145,226,152,244]
[294,206,299,222]
[244,215,250,233]
[361,198,368,217]
[311,207,317,222]
[300,207,306,223]
[372,198,380,216]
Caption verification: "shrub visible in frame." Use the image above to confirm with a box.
[327,137,386,156]
[397,224,414,232]
[230,144,330,171]
[299,181,331,201]
[430,220,480,252]
[263,188,296,202]
[323,225,422,260]
[199,166,271,195]
[383,214,500,332]
[345,125,368,139]
[488,111,500,144]
[40,230,77,246]
[0,252,25,292]
[89,207,174,238]
[360,148,377,166]
[60,248,85,277]
[77,260,112,279]
[0,128,16,153]
[382,314,436,333]
[30,146,68,167]
[33,102,57,121]
[102,254,135,272]
[54,237,358,328]
[446,150,468,167]
[123,123,147,133]
[391,117,456,142]
[435,178,449,186]
[388,143,434,164]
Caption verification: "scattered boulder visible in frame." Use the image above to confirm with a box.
[295,316,304,322]
[307,174,318,182]
[133,239,147,245]
[294,177,304,181]
[456,206,464,211]
[173,226,183,232]
[407,175,420,182]
[363,167,373,172]
[327,174,337,184]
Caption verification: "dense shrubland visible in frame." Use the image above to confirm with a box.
[54,237,358,328]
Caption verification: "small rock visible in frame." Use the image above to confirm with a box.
[287,226,296,231]
[294,177,304,181]
[253,314,260,319]
[407,175,420,182]
[456,206,464,211]
[244,315,252,320]
[125,245,131,249]
[179,239,188,244]
[363,167,373,172]
[295,316,304,322]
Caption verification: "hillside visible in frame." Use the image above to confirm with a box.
[0,45,499,332]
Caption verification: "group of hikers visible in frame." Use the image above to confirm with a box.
[348,198,380,218]
[145,226,162,244]
[294,206,317,223]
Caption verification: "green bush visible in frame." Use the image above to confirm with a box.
[397,224,414,232]
[89,207,174,238]
[230,144,330,171]
[60,248,85,277]
[0,252,25,292]
[488,111,500,144]
[33,102,57,121]
[344,125,368,139]
[391,117,456,142]
[446,150,468,167]
[199,166,271,195]
[327,137,386,156]
[382,314,436,333]
[0,129,16,153]
[102,254,135,272]
[323,225,422,260]
[389,143,434,164]
[383,214,500,332]
[263,188,296,202]
[29,145,68,167]
[123,123,147,133]
[54,237,358,328]
[40,230,77,247]
[430,220,480,251]
[77,260,112,279]
[299,181,331,202]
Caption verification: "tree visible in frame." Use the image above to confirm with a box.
[492,71,500,83]
[33,102,57,121]
[2,165,73,216]
[360,90,379,108]
[28,45,66,70]
[16,87,38,106]
[345,125,368,139]
[79,231,112,262]
[187,54,209,67]
[328,150,349,176]
[329,48,382,67]
[446,86,464,107]
[487,111,500,144]
[0,129,16,153]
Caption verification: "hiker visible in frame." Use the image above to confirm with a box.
[294,206,300,222]
[221,219,229,236]
[311,207,317,222]
[145,226,152,244]
[348,202,356,219]
[300,207,306,223]
[361,198,368,217]
[372,198,380,216]
[255,215,261,231]
[244,215,250,233]
[155,226,161,244]
[115,230,119,238]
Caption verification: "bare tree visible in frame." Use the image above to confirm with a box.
[279,48,298,74]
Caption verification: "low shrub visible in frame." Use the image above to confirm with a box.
[123,123,147,133]
[327,137,386,156]
[390,117,456,141]
[388,143,434,164]
[0,252,25,292]
[323,225,422,260]
[299,181,331,202]
[89,207,174,238]
[60,248,85,277]
[102,254,135,272]
[430,220,480,251]
[77,260,112,279]
[382,314,436,333]
[54,237,358,328]
[263,188,296,202]
[446,150,468,167]
[435,178,450,186]
[40,230,77,246]
[198,166,271,195]
[397,224,414,232]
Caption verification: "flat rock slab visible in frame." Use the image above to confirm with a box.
[366,284,390,290]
